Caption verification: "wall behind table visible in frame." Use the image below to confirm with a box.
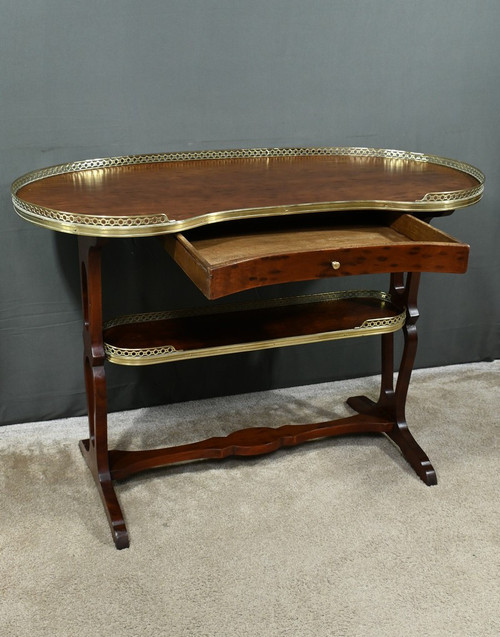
[1,1,499,426]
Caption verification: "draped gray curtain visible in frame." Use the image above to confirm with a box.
[1,0,499,426]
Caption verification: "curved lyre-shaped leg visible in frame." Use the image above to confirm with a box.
[78,237,129,549]
[347,272,437,485]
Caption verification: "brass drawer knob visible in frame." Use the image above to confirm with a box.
[331,261,341,270]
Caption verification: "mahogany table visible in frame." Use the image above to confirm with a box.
[12,147,484,549]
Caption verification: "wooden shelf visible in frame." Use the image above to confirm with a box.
[103,290,405,366]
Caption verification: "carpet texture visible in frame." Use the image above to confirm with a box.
[1,361,499,636]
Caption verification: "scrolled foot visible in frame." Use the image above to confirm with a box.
[386,425,438,486]
[112,524,130,550]
[80,438,130,549]
[414,460,437,486]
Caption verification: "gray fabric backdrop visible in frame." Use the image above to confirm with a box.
[1,1,499,426]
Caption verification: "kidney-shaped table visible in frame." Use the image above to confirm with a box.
[12,146,484,548]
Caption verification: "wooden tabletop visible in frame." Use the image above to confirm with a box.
[12,147,484,237]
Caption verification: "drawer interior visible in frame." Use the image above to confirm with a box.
[164,212,469,299]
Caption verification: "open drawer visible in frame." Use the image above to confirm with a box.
[163,212,469,299]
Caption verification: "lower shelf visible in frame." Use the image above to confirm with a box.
[103,290,406,366]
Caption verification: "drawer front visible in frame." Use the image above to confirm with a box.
[204,244,468,298]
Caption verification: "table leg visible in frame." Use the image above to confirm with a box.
[78,237,129,549]
[347,272,437,485]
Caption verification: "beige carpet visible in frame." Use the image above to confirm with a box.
[1,361,499,636]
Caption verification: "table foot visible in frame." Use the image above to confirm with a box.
[79,439,130,549]
[385,424,437,486]
[346,395,437,486]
